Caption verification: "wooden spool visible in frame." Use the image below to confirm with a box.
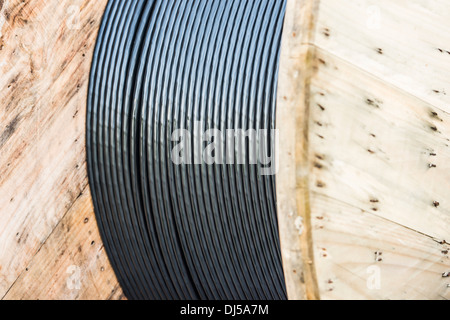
[0,0,448,300]
[276,0,450,300]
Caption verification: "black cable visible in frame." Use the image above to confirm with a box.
[101,0,157,299]
[87,0,288,300]
[88,0,142,300]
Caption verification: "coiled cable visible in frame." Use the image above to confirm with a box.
[87,0,288,300]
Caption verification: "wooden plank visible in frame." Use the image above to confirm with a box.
[310,193,449,300]
[307,39,450,300]
[277,0,450,300]
[3,189,125,300]
[0,0,122,299]
[309,49,450,241]
[314,0,450,113]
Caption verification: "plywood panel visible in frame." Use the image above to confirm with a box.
[315,0,450,113]
[0,0,121,300]
[3,190,125,300]
[305,1,450,300]
[276,0,450,300]
[311,193,449,300]
[309,49,450,241]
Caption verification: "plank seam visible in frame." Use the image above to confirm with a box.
[1,182,89,300]
[312,191,448,244]
[313,45,450,115]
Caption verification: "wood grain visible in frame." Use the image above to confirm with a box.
[308,50,450,299]
[0,0,122,300]
[315,0,450,113]
[3,189,125,300]
[276,0,321,300]
[311,193,449,300]
[276,0,450,300]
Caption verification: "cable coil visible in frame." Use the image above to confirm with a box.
[87,0,287,300]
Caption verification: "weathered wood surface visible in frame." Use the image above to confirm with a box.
[4,190,124,300]
[276,0,320,300]
[277,0,450,300]
[0,0,122,300]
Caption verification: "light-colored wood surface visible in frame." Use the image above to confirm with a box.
[314,0,450,113]
[277,0,450,300]
[3,190,125,300]
[0,0,121,300]
[276,0,320,300]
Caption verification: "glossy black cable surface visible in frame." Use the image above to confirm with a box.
[87,0,288,300]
